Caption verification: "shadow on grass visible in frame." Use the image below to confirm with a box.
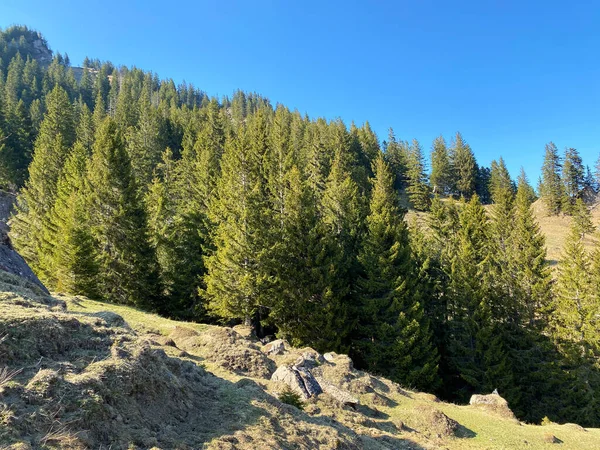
[455,424,477,438]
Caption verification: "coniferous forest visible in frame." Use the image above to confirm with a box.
[1,26,600,427]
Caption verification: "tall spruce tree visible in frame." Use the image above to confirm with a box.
[353,155,439,389]
[561,147,584,213]
[204,124,268,327]
[87,118,161,307]
[47,142,98,296]
[552,225,600,425]
[405,139,431,211]
[450,132,477,199]
[383,128,409,191]
[11,85,75,276]
[540,142,564,215]
[430,135,453,196]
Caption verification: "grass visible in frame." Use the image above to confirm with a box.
[407,197,600,268]
[60,294,211,336]
[2,281,600,448]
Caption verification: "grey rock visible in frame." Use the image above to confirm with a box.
[295,366,322,397]
[272,365,309,399]
[323,352,337,362]
[263,339,285,355]
[315,375,359,407]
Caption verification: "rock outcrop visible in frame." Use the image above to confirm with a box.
[469,392,517,420]
[0,191,48,293]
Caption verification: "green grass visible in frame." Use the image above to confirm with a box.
[60,294,211,336]
[25,292,598,449]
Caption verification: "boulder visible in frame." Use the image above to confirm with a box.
[295,366,322,397]
[263,339,285,355]
[272,365,310,399]
[294,349,324,369]
[469,392,516,420]
[314,375,358,408]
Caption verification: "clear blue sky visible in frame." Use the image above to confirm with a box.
[1,0,599,182]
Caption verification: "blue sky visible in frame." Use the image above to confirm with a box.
[1,0,599,182]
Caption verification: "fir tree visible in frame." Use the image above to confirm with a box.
[87,118,161,307]
[516,168,537,206]
[48,142,98,296]
[552,224,600,425]
[450,132,477,199]
[204,124,267,327]
[11,85,75,275]
[561,147,584,213]
[384,128,409,191]
[572,197,595,238]
[405,139,431,211]
[430,135,453,196]
[540,142,563,215]
[147,148,205,318]
[353,155,439,389]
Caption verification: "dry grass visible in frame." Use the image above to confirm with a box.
[0,366,22,388]
[2,278,600,449]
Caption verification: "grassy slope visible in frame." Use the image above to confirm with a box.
[407,197,600,266]
[58,295,600,450]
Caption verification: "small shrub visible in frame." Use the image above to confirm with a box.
[541,416,553,426]
[279,387,304,410]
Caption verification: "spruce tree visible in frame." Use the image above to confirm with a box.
[572,197,595,238]
[405,139,431,211]
[266,166,345,351]
[511,176,552,328]
[48,142,98,296]
[147,148,205,318]
[489,158,514,205]
[353,155,439,389]
[516,168,537,206]
[204,124,267,327]
[540,142,564,215]
[384,128,409,191]
[450,132,477,198]
[87,118,161,307]
[430,135,453,196]
[446,195,493,397]
[561,147,584,213]
[552,224,600,425]
[11,85,75,275]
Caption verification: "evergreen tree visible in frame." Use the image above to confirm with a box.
[572,197,595,238]
[47,142,98,296]
[11,85,75,275]
[540,142,564,215]
[561,147,584,213]
[383,128,409,191]
[266,166,345,351]
[87,118,161,307]
[430,135,453,196]
[552,225,600,425]
[489,158,514,205]
[353,155,439,389]
[446,195,494,398]
[147,148,205,318]
[511,176,552,328]
[516,168,537,206]
[405,139,431,211]
[204,124,268,327]
[450,132,477,199]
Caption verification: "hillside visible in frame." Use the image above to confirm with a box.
[407,196,600,267]
[0,272,598,449]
